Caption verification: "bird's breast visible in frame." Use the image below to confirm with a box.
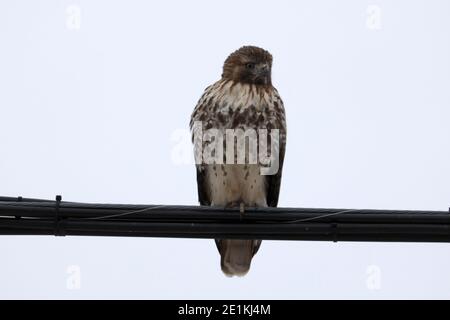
[200,80,280,130]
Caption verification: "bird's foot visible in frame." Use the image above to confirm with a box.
[223,202,245,220]
[224,201,240,209]
[239,202,245,220]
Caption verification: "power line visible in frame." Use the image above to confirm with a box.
[0,195,449,242]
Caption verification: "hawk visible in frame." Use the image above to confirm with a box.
[190,46,287,276]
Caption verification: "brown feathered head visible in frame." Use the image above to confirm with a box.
[222,46,273,86]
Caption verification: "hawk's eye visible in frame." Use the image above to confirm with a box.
[245,63,255,70]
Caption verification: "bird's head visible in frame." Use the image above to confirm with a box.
[222,46,273,86]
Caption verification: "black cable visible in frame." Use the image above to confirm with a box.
[0,195,449,243]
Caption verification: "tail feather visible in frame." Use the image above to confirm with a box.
[215,239,262,277]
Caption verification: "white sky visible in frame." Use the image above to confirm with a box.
[0,0,449,299]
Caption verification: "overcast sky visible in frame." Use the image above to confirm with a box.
[0,0,449,299]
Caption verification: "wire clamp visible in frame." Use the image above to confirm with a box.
[15,196,23,219]
[54,195,65,237]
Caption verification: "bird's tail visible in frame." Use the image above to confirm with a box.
[215,239,262,277]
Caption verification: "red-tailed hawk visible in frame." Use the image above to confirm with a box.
[190,46,287,276]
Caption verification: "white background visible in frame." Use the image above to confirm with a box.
[0,0,449,299]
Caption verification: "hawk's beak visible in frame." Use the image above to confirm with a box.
[257,64,270,76]
[215,239,262,277]
[255,64,270,85]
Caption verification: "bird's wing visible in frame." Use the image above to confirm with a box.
[265,142,285,207]
[190,85,214,206]
[195,165,211,206]
[265,93,287,207]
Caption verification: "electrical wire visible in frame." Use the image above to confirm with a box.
[0,195,449,242]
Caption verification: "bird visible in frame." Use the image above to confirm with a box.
[190,46,287,276]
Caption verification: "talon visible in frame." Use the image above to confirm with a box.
[239,203,245,220]
[224,202,238,209]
